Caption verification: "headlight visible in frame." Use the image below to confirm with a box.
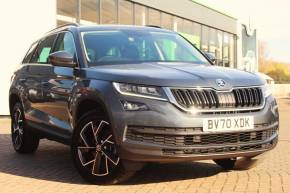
[261,84,272,97]
[113,82,167,101]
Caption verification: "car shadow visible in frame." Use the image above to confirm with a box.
[0,134,223,185]
[123,162,222,185]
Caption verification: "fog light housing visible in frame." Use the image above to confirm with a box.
[121,101,149,111]
[270,99,279,118]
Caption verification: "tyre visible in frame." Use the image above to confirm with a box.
[11,102,39,153]
[71,111,135,185]
[213,158,237,170]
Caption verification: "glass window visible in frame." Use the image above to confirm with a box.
[30,35,57,64]
[57,0,77,22]
[81,30,209,66]
[57,0,77,17]
[101,0,117,24]
[183,20,193,34]
[81,0,100,24]
[229,34,235,68]
[23,42,38,63]
[119,0,133,25]
[192,22,201,48]
[216,30,223,66]
[134,4,147,25]
[173,17,183,32]
[161,13,172,30]
[223,32,230,67]
[54,32,77,57]
[209,28,217,58]
[201,26,209,52]
[148,8,160,26]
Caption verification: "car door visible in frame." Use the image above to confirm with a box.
[39,31,78,141]
[22,34,58,130]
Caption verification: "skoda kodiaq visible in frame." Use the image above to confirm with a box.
[9,24,279,184]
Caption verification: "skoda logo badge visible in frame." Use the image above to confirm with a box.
[216,79,226,87]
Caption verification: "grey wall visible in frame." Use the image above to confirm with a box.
[131,0,238,34]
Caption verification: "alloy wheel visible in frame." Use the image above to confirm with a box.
[77,120,120,176]
[12,108,24,150]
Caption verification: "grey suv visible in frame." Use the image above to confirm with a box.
[9,24,279,184]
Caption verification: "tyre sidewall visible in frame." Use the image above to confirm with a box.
[11,102,39,153]
[71,111,129,185]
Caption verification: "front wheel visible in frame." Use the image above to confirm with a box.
[71,111,135,184]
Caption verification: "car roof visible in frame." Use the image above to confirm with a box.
[49,24,175,35]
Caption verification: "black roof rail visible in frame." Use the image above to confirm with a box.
[145,25,162,29]
[47,23,80,33]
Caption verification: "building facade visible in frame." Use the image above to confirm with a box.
[0,0,241,115]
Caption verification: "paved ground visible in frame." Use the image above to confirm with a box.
[0,99,290,193]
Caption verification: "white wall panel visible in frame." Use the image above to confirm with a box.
[0,0,56,115]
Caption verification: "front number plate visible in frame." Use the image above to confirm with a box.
[203,116,254,132]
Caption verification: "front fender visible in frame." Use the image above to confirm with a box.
[70,79,117,135]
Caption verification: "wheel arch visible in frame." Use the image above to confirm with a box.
[9,93,21,115]
[72,94,113,130]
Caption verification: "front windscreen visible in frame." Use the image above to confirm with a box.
[81,29,209,66]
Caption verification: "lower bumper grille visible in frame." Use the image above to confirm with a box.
[126,123,278,147]
[162,137,278,155]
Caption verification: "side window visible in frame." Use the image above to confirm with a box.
[22,42,38,63]
[54,32,76,57]
[30,34,57,64]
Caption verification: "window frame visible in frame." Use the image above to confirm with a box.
[53,31,78,62]
[22,41,39,64]
[29,34,58,64]
[52,31,79,68]
[27,31,79,68]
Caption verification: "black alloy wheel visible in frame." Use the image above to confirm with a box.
[71,111,135,184]
[11,102,39,153]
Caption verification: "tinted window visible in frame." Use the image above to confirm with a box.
[82,30,208,66]
[54,32,76,57]
[22,42,38,63]
[30,35,57,64]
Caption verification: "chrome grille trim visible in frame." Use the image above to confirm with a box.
[164,86,265,113]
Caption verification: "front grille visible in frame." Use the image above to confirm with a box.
[170,87,263,110]
[126,124,277,147]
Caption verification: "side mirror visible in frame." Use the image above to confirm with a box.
[49,51,76,68]
[204,52,216,64]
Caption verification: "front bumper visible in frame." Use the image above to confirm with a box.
[105,86,279,163]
